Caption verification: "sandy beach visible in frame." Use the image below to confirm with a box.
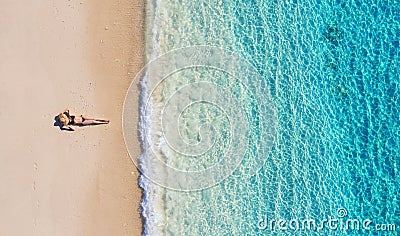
[0,0,144,235]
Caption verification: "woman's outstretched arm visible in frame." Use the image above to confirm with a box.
[61,125,74,131]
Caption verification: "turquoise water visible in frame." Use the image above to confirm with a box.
[140,0,400,235]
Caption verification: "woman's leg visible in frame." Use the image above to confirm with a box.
[81,115,109,125]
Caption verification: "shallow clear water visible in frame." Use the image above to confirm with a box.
[140,0,400,235]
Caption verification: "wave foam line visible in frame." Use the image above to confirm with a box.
[139,0,168,235]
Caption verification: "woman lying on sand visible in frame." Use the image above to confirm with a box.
[57,108,109,131]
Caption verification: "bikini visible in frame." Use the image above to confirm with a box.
[69,115,76,125]
[68,115,85,125]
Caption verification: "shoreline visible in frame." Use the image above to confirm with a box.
[0,0,144,235]
[86,0,145,234]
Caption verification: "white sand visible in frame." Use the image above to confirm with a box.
[0,0,144,235]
